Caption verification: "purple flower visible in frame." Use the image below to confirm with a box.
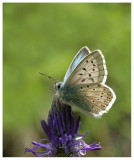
[25,99,102,157]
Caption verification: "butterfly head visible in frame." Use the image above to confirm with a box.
[54,81,63,90]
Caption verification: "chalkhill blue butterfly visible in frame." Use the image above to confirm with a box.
[40,46,116,118]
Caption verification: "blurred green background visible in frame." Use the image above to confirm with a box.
[3,3,131,157]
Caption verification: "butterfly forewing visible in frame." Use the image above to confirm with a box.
[64,50,107,86]
[63,46,91,84]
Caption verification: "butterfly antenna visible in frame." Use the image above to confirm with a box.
[39,72,59,82]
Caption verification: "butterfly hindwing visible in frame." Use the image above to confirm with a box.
[64,50,107,86]
[71,84,116,117]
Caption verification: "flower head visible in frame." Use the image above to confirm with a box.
[25,99,102,157]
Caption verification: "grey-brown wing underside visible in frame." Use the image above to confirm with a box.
[63,46,91,84]
[64,50,107,86]
[71,83,116,118]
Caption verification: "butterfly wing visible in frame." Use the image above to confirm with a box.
[64,50,107,86]
[63,46,91,84]
[71,83,116,117]
[62,49,116,117]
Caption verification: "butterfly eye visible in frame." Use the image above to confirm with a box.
[57,84,61,89]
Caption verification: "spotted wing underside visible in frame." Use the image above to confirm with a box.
[71,84,116,117]
[63,46,91,84]
[64,50,107,86]
[63,49,116,117]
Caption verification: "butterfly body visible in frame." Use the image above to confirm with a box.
[55,82,78,103]
[54,46,116,118]
[55,83,92,112]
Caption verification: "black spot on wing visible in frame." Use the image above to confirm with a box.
[82,68,86,71]
[90,78,94,82]
[81,79,85,82]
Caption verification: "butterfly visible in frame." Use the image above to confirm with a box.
[40,46,116,118]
